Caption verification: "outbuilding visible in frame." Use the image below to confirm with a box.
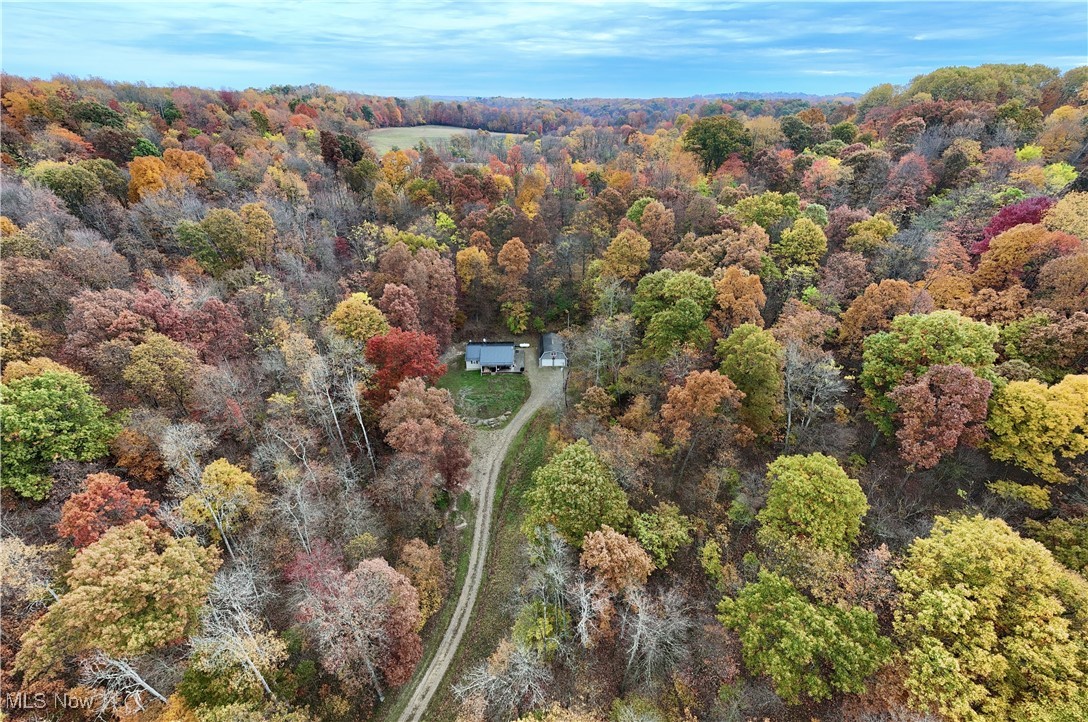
[539,332,567,368]
[466,340,520,373]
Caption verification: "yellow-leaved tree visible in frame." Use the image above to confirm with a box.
[894,515,1088,721]
[15,521,220,679]
[326,292,390,343]
[397,539,447,628]
[179,459,263,561]
[601,228,650,285]
[986,374,1088,484]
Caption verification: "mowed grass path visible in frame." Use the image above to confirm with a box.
[366,125,526,155]
[437,356,530,423]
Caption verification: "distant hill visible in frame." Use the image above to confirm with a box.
[423,91,861,103]
[703,91,862,100]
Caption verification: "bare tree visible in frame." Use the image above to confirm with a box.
[300,353,350,456]
[620,587,692,687]
[328,476,383,547]
[257,414,382,553]
[325,333,379,479]
[593,278,631,319]
[158,422,214,487]
[782,341,846,449]
[267,457,320,555]
[191,564,284,699]
[527,528,576,612]
[566,572,610,649]
[192,363,259,442]
[453,640,552,719]
[258,398,321,479]
[256,401,326,553]
[80,652,168,716]
[313,181,367,236]
[155,499,198,538]
[569,314,636,387]
[0,532,61,609]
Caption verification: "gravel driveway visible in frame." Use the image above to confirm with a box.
[398,345,566,722]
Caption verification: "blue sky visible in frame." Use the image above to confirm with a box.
[2,1,1085,98]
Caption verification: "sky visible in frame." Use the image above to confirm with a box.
[1,1,1085,98]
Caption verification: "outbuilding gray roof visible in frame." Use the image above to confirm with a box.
[540,332,565,356]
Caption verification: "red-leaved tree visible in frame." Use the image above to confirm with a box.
[364,328,445,407]
[660,370,750,479]
[57,473,160,549]
[378,378,473,492]
[378,283,422,331]
[133,290,247,364]
[971,197,1055,255]
[888,364,993,469]
[176,297,248,363]
[877,152,933,216]
[295,554,422,702]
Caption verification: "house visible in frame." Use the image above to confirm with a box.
[465,340,520,373]
[539,332,567,368]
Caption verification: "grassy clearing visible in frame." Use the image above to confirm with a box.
[366,125,526,156]
[374,491,475,722]
[437,356,530,424]
[425,409,556,722]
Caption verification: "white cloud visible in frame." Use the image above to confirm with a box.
[1,0,1084,96]
[912,29,992,41]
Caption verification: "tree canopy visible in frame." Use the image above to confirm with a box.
[1,370,119,499]
[894,515,1088,722]
[717,324,784,436]
[756,453,869,554]
[719,571,891,703]
[3,63,1088,721]
[16,521,220,679]
[860,311,998,434]
[681,115,751,173]
[524,439,630,546]
[986,375,1088,484]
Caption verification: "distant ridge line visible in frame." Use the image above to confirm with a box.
[421,91,863,102]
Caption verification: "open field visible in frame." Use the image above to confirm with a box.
[437,355,531,424]
[366,124,527,155]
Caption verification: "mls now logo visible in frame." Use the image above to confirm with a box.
[3,692,98,710]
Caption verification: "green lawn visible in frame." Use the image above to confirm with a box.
[365,124,526,156]
[437,356,530,424]
[425,409,556,722]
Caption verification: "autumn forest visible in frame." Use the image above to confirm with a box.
[1,60,1088,722]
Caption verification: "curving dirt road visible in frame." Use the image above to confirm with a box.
[398,346,565,722]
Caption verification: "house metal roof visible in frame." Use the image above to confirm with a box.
[478,344,516,366]
[466,341,515,366]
